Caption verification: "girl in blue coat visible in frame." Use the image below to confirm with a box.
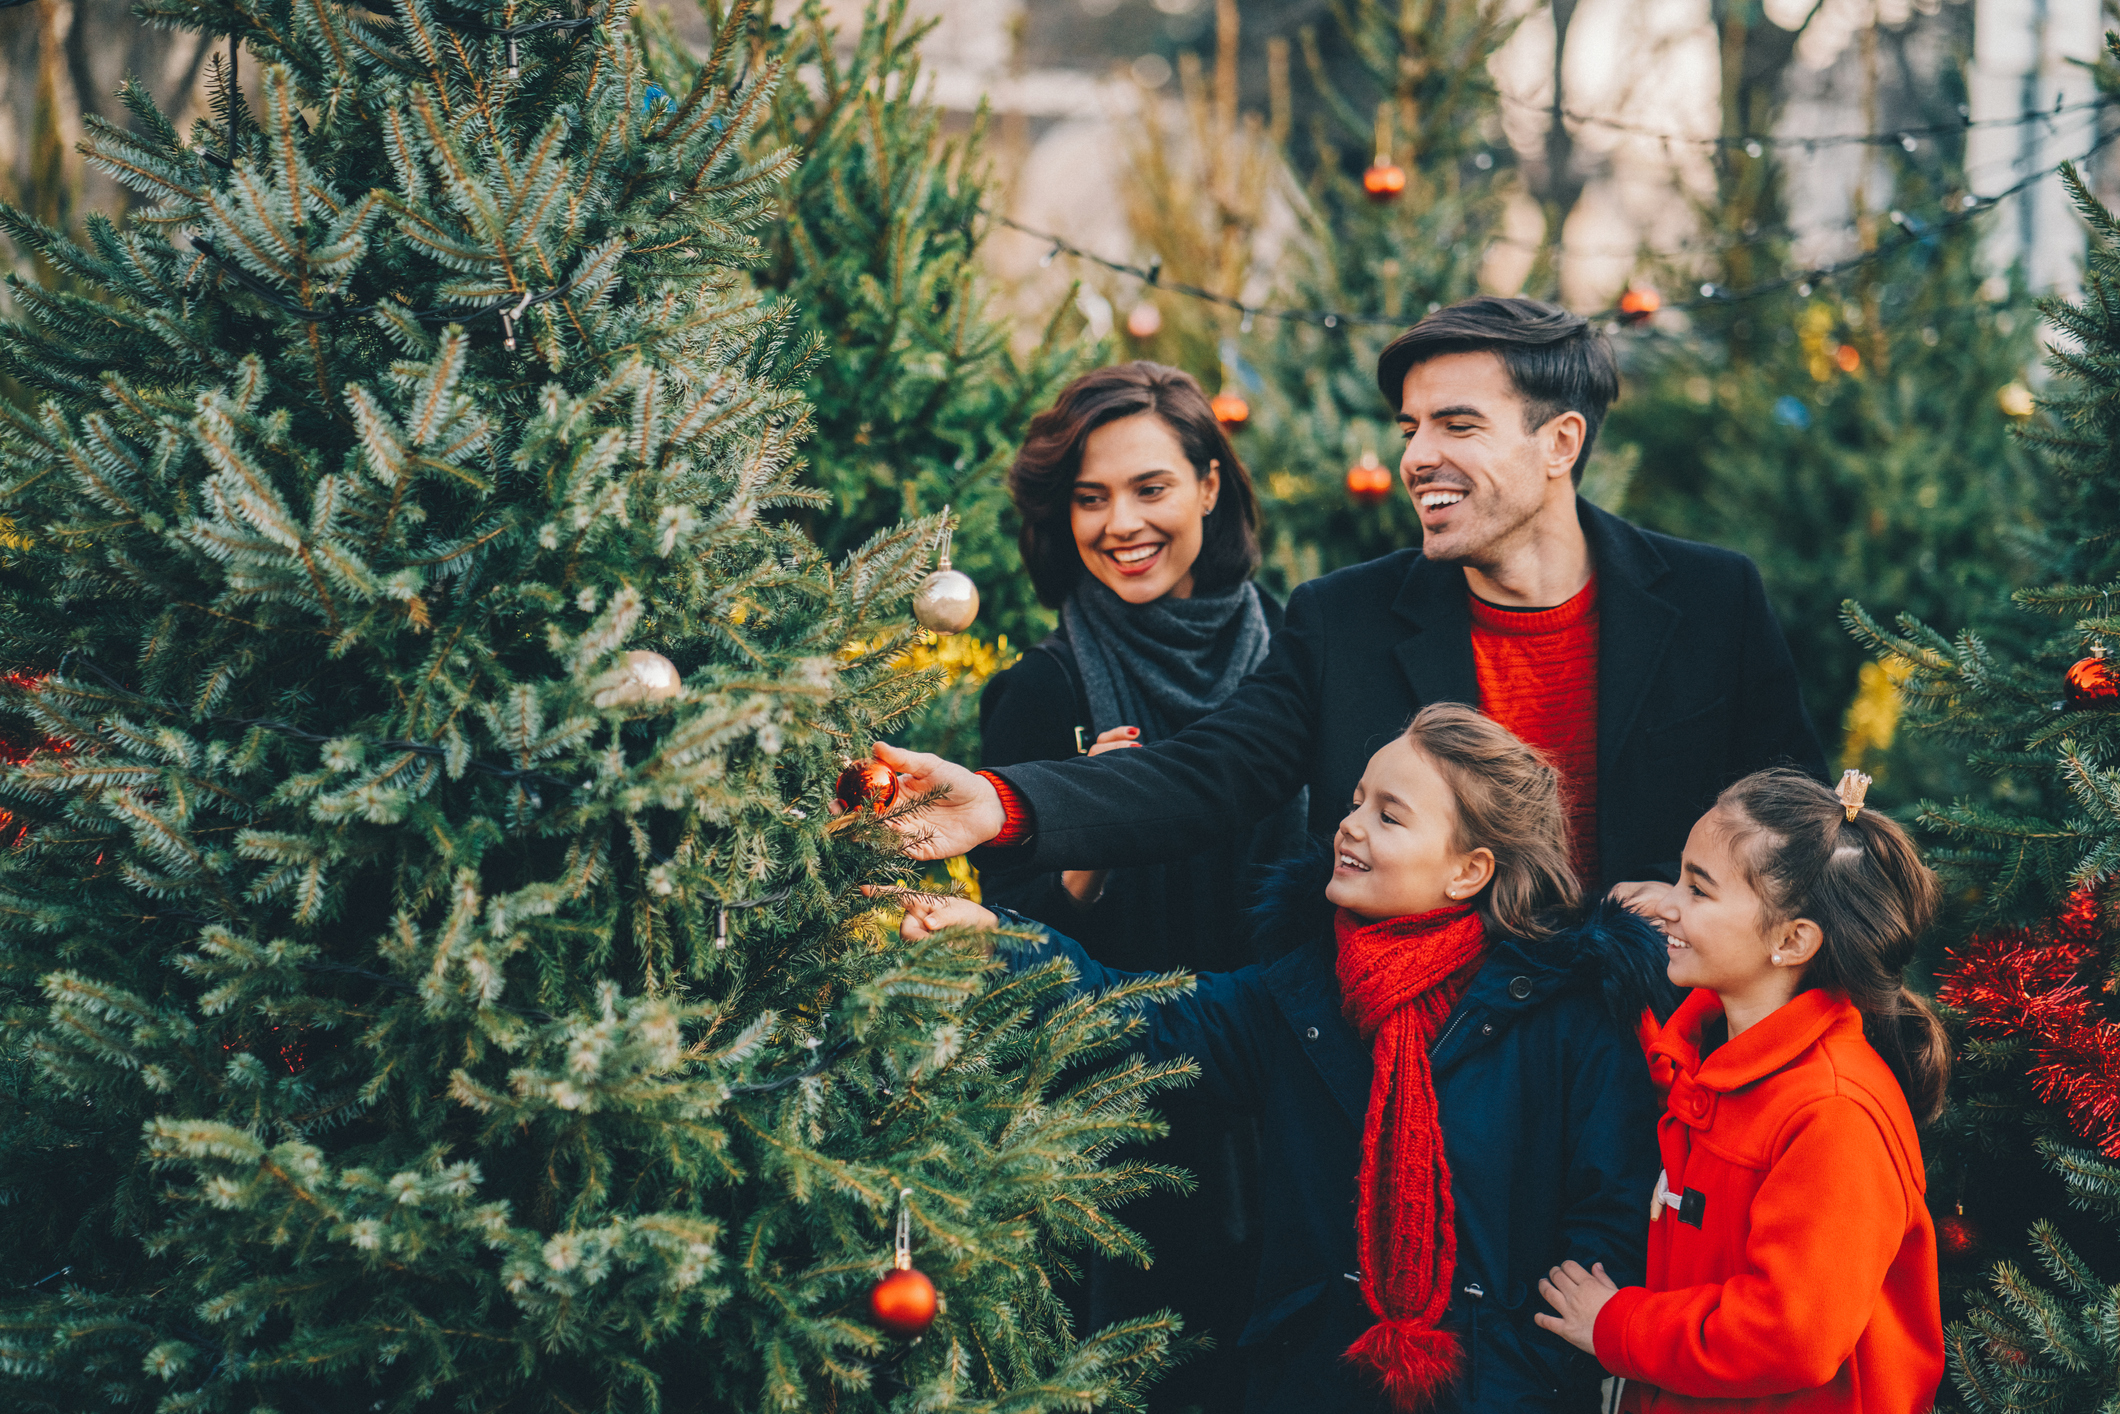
[894,703,1669,1412]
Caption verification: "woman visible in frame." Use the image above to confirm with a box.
[978,361,1304,1410]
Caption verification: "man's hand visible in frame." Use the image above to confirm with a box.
[1533,1259,1620,1357]
[1608,880,1673,918]
[871,741,1005,860]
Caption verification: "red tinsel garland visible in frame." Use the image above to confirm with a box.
[0,670,65,846]
[1938,890,2120,1155]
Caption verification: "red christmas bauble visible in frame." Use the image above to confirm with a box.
[1345,453,1394,505]
[835,758,900,815]
[1210,391,1250,426]
[868,1266,937,1337]
[2067,654,2120,708]
[1619,286,1661,325]
[1937,1213,1979,1258]
[1362,160,1407,202]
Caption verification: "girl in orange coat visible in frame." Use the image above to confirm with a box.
[1535,767,1948,1413]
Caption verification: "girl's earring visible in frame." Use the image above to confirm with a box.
[1770,952,1783,965]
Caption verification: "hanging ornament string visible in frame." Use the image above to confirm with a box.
[868,1187,939,1337]
[911,507,980,635]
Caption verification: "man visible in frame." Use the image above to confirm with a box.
[881,295,1824,897]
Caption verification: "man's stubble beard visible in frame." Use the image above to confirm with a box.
[1415,484,1547,574]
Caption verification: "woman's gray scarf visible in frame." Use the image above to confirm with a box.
[1061,576,1272,741]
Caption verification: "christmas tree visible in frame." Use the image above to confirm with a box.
[0,3,1189,1410]
[1849,146,2120,1407]
[1224,0,1518,592]
[1608,24,2050,792]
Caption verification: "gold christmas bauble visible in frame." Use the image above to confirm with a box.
[604,649,683,706]
[913,566,980,635]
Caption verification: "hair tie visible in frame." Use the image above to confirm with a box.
[1835,769,1872,823]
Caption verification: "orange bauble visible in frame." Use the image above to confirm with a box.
[834,758,900,814]
[1834,343,1862,374]
[1362,160,1407,202]
[2067,653,2120,708]
[1345,451,1394,505]
[1618,286,1661,324]
[1210,391,1250,425]
[869,1266,938,1337]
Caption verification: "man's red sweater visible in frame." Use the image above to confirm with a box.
[984,577,1604,885]
[1467,579,1600,886]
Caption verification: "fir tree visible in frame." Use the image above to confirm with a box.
[1235,0,1518,592]
[0,3,1187,1411]
[1609,33,2050,793]
[1608,241,2047,790]
[1849,149,2120,1414]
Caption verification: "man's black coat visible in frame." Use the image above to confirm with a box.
[985,499,1827,891]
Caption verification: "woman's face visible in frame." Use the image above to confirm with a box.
[1327,737,1494,923]
[1071,412,1220,604]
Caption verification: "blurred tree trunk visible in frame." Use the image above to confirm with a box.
[0,0,213,233]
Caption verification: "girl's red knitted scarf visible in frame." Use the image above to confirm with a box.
[1334,903,1489,1411]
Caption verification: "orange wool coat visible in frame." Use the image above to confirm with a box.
[1593,987,1942,1414]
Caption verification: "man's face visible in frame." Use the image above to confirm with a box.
[1395,351,1578,569]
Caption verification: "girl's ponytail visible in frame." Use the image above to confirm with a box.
[1867,985,1952,1124]
[1717,770,1951,1123]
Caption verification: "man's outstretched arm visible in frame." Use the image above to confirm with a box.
[880,578,1327,866]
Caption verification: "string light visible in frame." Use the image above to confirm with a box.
[1498,90,2117,151]
[996,123,2120,332]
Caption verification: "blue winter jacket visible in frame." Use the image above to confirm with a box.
[1001,878,1670,1414]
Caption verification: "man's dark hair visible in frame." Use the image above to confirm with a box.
[1007,361,1260,608]
[1374,296,1620,484]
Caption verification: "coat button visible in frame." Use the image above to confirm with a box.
[1509,975,1533,1000]
[1481,1022,1494,1036]
[1305,1027,1320,1041]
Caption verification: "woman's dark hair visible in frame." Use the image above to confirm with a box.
[1403,703,1582,943]
[1007,362,1261,608]
[1714,769,1951,1123]
[1374,295,1619,484]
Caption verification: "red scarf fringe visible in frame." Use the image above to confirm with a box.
[1334,904,1489,1410]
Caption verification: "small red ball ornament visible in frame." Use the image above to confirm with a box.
[869,1266,938,1338]
[1345,450,1394,505]
[2067,650,2120,708]
[835,758,900,815]
[1362,160,1407,202]
[1619,286,1661,325]
[1937,1210,1979,1259]
[1210,391,1250,426]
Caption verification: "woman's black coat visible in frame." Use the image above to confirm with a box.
[1002,878,1671,1414]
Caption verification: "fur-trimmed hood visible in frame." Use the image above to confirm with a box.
[1249,838,1680,1027]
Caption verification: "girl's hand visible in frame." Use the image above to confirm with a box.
[1533,1260,1620,1356]
[1086,726,1142,756]
[1608,880,1672,917]
[860,885,998,941]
